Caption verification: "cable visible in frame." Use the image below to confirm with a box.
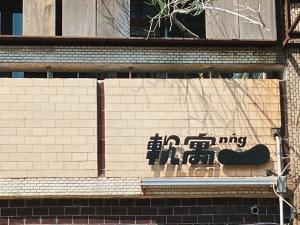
[272,161,298,215]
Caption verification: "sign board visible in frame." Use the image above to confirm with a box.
[146,133,270,166]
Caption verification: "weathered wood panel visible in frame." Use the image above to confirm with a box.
[62,0,96,36]
[205,0,239,39]
[238,0,277,40]
[23,0,56,36]
[97,0,130,37]
[206,0,277,40]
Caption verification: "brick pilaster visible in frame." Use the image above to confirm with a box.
[286,48,300,224]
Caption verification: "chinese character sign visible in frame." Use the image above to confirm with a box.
[146,133,270,166]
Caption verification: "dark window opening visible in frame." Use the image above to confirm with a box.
[130,0,162,37]
[52,72,104,79]
[167,73,202,79]
[107,72,130,79]
[167,13,205,38]
[0,72,12,78]
[55,0,62,36]
[97,82,105,176]
[130,0,205,38]
[0,71,280,80]
[24,72,47,78]
[0,72,24,78]
[132,73,166,79]
[53,72,78,78]
[80,72,105,80]
[0,72,47,78]
[0,0,22,35]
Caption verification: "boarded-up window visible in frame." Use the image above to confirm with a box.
[23,0,56,36]
[238,0,277,40]
[62,0,96,36]
[206,0,277,40]
[97,0,130,37]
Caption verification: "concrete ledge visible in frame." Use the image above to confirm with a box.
[141,177,277,186]
[0,177,142,198]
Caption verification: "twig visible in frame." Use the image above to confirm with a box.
[146,0,268,39]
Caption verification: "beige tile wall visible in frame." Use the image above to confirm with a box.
[0,78,97,178]
[104,79,281,177]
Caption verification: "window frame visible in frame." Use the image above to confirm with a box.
[0,0,22,35]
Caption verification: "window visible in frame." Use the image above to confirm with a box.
[12,72,24,78]
[130,0,205,38]
[130,0,159,37]
[55,0,62,36]
[0,71,280,80]
[0,0,22,35]
[167,13,205,38]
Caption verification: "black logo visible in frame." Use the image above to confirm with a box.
[217,144,270,165]
[146,134,270,166]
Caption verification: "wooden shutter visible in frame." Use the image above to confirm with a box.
[23,0,56,36]
[205,0,239,39]
[62,0,96,36]
[97,0,130,37]
[206,0,277,40]
[238,0,277,40]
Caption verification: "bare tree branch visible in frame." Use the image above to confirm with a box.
[171,16,200,38]
[146,0,267,39]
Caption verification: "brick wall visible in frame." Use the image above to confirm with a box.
[286,48,300,223]
[0,78,97,178]
[0,46,284,72]
[104,79,281,177]
[0,177,279,198]
[0,198,284,225]
[142,185,279,198]
[291,3,300,32]
[286,4,300,224]
[0,178,141,197]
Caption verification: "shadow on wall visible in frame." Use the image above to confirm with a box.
[97,0,130,36]
[287,51,300,182]
[152,161,222,177]
[146,79,278,177]
[205,0,275,40]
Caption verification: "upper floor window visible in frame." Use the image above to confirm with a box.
[130,0,205,38]
[0,0,276,40]
[130,0,158,37]
[0,0,22,35]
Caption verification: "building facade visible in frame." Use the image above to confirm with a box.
[0,0,299,224]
